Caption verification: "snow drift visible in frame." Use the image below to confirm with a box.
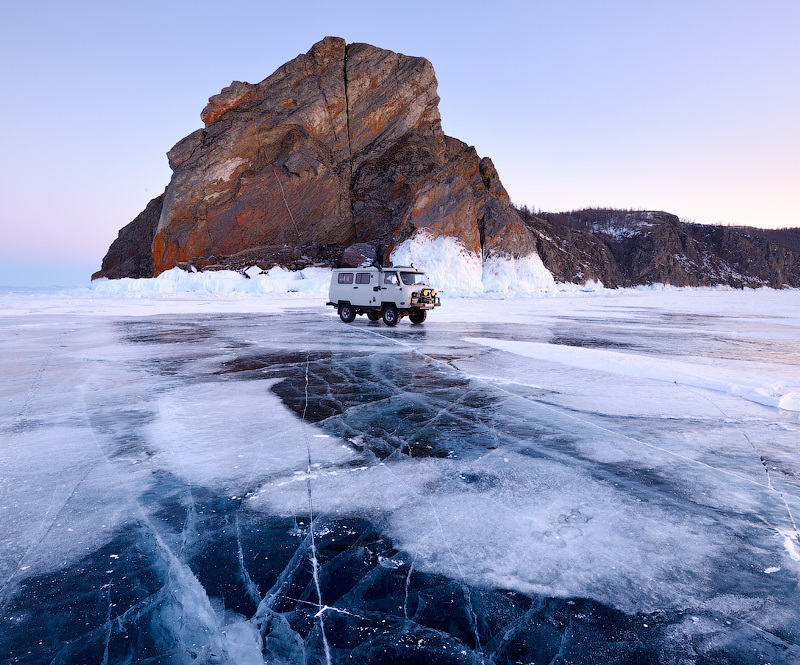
[90,266,331,296]
[89,233,572,298]
[390,231,559,295]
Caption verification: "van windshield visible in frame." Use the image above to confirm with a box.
[400,272,427,286]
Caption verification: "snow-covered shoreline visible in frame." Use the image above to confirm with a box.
[5,228,797,311]
[0,266,797,318]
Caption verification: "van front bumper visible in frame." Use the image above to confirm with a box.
[411,297,441,309]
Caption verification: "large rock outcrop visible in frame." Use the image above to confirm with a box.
[95,38,800,289]
[96,37,535,279]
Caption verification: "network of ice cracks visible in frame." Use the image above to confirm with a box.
[1,275,800,663]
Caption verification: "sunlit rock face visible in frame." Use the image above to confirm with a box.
[153,37,354,275]
[96,37,537,278]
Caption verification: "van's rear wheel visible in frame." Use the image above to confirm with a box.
[338,303,355,323]
[409,310,427,324]
[381,304,399,327]
[366,311,381,322]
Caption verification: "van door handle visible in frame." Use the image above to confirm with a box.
[374,287,381,291]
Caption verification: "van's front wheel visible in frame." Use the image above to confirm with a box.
[381,304,399,327]
[409,310,427,324]
[338,303,356,323]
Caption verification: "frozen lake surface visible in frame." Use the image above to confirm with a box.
[1,287,799,664]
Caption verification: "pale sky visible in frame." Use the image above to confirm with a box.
[1,0,798,286]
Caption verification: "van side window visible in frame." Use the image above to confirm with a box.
[356,273,371,284]
[337,273,354,284]
[384,272,398,285]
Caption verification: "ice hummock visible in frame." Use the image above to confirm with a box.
[390,230,560,295]
[90,265,332,296]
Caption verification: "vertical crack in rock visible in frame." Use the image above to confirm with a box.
[272,165,302,243]
[343,44,357,241]
[478,214,486,262]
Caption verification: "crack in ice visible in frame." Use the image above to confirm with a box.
[429,500,484,654]
[301,350,333,665]
[680,384,800,558]
[0,460,95,609]
[234,511,263,608]
[100,582,112,665]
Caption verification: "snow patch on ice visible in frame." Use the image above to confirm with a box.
[779,530,800,562]
[465,337,795,411]
[778,392,800,412]
[145,381,355,492]
[256,452,721,614]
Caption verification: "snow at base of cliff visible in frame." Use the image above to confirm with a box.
[390,230,562,295]
[87,231,589,299]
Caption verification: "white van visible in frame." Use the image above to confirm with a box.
[327,266,440,326]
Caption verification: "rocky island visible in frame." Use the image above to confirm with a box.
[95,37,800,288]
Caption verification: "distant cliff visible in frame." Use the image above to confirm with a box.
[94,38,800,288]
[521,208,800,288]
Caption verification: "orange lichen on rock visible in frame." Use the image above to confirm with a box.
[151,231,186,276]
[201,82,257,126]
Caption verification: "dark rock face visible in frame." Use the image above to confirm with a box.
[527,209,800,288]
[94,38,799,289]
[93,191,164,280]
[341,243,378,268]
